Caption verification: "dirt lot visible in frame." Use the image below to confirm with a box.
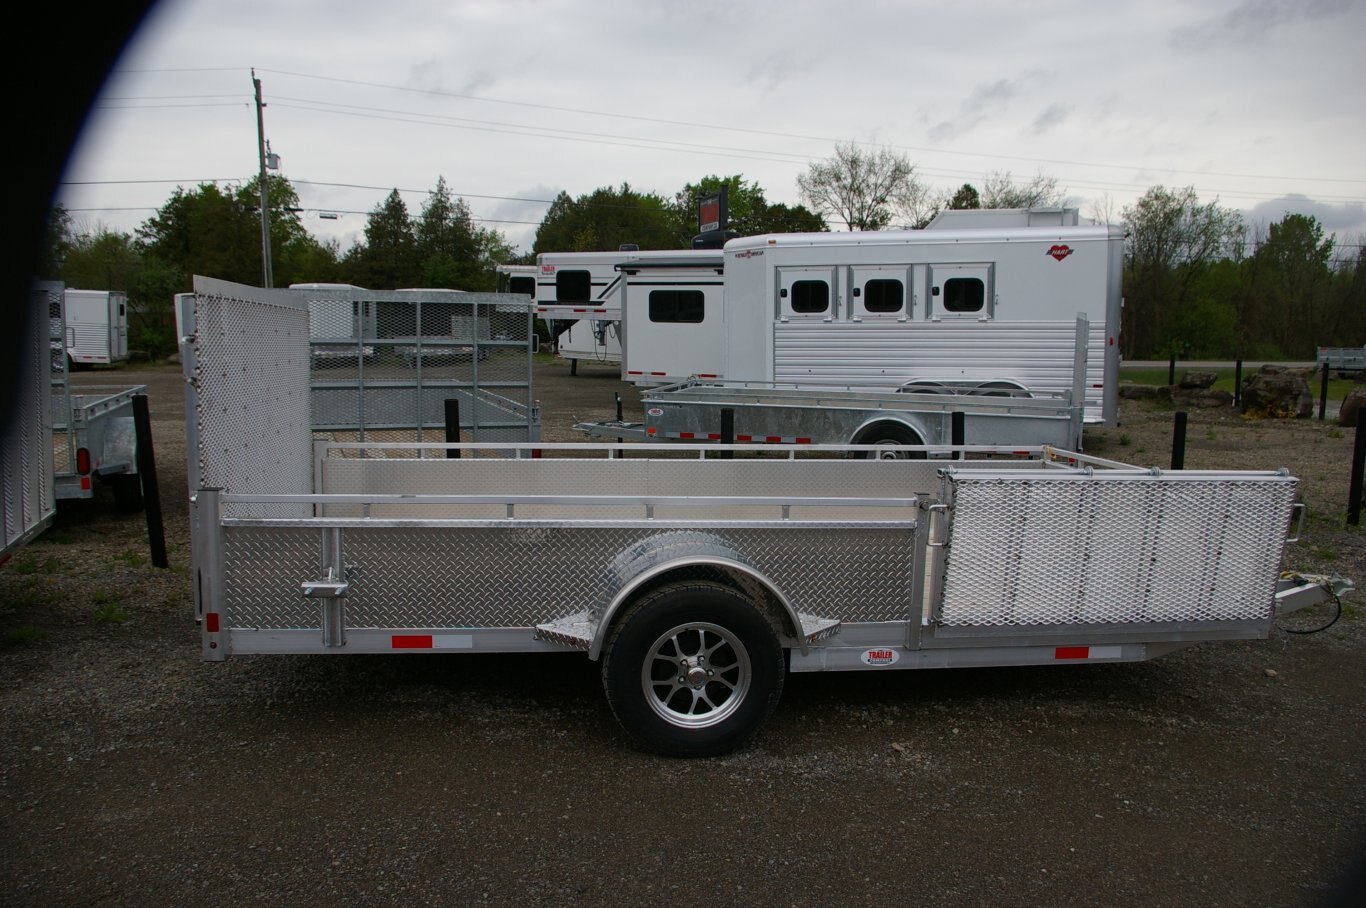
[2,358,1363,907]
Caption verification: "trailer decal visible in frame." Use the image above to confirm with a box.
[1047,244,1075,261]
[862,648,900,666]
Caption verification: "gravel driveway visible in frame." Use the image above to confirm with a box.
[2,359,1363,906]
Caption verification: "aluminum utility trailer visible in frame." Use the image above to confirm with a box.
[189,442,1349,757]
[47,289,143,507]
[578,377,1084,451]
[577,314,1089,452]
[2,283,58,559]
[184,278,1351,757]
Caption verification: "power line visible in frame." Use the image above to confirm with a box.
[254,67,1366,186]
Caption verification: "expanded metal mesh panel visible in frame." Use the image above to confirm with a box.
[298,288,534,442]
[221,524,916,629]
[937,476,1296,626]
[47,285,74,470]
[190,279,312,501]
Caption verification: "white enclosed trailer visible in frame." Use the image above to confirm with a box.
[183,280,1352,757]
[532,249,722,376]
[719,211,1123,424]
[63,288,129,366]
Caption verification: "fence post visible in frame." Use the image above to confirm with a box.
[132,394,168,569]
[1168,353,1176,386]
[444,399,461,458]
[720,408,735,460]
[1234,360,1243,409]
[1170,411,1187,470]
[1350,419,1364,527]
[1319,362,1330,421]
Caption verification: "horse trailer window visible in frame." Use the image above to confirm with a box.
[556,270,592,302]
[863,279,903,314]
[790,280,829,314]
[649,290,705,323]
[942,277,985,313]
[508,276,535,297]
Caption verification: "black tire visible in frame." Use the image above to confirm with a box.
[602,581,785,758]
[852,422,926,460]
[109,474,144,513]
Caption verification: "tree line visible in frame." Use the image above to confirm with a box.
[43,147,1363,360]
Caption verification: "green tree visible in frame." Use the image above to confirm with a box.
[344,190,419,289]
[1121,186,1244,358]
[1243,213,1337,357]
[412,177,514,291]
[533,184,681,253]
[797,143,921,231]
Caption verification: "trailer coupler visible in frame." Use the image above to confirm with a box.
[1274,573,1353,616]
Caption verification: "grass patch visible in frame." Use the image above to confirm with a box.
[3,626,47,646]
[114,550,147,568]
[1120,365,1356,400]
[92,602,130,624]
[9,554,60,576]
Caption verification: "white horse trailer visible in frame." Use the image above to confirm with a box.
[720,211,1123,424]
[532,249,720,376]
[63,289,129,366]
[617,256,726,384]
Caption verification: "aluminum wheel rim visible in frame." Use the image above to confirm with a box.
[641,621,751,729]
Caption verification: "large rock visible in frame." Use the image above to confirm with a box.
[1172,388,1234,409]
[1119,382,1171,402]
[1340,387,1366,427]
[1241,366,1312,419]
[1178,370,1218,390]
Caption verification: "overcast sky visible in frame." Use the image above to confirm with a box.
[57,0,1366,257]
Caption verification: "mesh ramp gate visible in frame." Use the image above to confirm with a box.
[935,471,1297,629]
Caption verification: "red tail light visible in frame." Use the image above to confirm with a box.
[76,448,92,474]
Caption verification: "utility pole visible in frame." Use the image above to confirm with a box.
[252,68,273,288]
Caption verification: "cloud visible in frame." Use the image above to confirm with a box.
[1171,0,1354,48]
[404,59,496,96]
[1243,193,1366,240]
[1030,103,1073,135]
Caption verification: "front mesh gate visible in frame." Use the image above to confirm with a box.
[299,286,538,446]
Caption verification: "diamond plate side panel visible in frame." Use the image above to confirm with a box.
[222,524,916,629]
[937,477,1296,626]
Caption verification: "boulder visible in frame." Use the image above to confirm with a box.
[1119,382,1170,402]
[1178,370,1218,390]
[1340,387,1366,427]
[1172,389,1234,409]
[1241,366,1312,419]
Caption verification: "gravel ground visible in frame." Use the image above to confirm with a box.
[2,358,1363,907]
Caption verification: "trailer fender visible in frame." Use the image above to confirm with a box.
[590,530,810,660]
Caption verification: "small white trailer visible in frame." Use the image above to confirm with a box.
[530,249,721,375]
[183,280,1353,758]
[63,289,129,367]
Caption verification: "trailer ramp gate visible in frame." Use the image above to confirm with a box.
[932,470,1296,637]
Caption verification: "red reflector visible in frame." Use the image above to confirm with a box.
[679,432,695,439]
[651,372,667,376]
[205,612,220,633]
[698,374,718,379]
[796,437,812,444]
[646,427,657,435]
[1108,336,1115,346]
[76,448,92,474]
[392,635,433,649]
[628,371,643,376]
[80,476,92,491]
[1055,646,1089,660]
[737,435,753,442]
[531,449,542,459]
[765,436,782,443]
[707,433,720,440]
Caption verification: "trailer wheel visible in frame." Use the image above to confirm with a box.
[852,423,926,460]
[602,581,784,757]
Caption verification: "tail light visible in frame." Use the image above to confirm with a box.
[76,447,92,474]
